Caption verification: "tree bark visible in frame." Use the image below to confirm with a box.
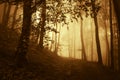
[109,0,114,69]
[103,0,110,66]
[2,3,7,26]
[15,0,32,67]
[39,0,46,49]
[4,3,11,27]
[54,22,58,55]
[91,20,93,61]
[112,0,120,71]
[80,19,87,60]
[74,23,76,58]
[91,0,103,64]
[11,4,18,29]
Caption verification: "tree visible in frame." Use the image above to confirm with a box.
[15,0,32,66]
[80,19,87,60]
[5,3,11,27]
[109,0,114,69]
[2,2,7,25]
[54,10,59,55]
[100,0,110,66]
[39,0,46,49]
[11,3,18,29]
[112,0,120,71]
[91,0,103,64]
[90,19,94,61]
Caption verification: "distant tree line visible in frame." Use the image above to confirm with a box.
[0,0,120,71]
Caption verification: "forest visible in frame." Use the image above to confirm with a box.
[0,0,120,80]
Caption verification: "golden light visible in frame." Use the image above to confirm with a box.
[36,11,40,23]
[33,0,111,65]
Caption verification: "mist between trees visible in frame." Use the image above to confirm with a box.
[0,0,119,71]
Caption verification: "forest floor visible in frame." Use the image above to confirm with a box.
[0,47,120,80]
[0,25,120,80]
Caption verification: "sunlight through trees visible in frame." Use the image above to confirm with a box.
[0,0,119,70]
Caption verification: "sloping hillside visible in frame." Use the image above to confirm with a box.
[0,25,120,80]
[0,51,120,80]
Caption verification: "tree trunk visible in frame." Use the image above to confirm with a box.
[103,0,110,66]
[50,32,54,51]
[80,19,87,60]
[118,24,120,71]
[104,21,110,66]
[57,24,62,55]
[15,0,32,67]
[109,0,114,69]
[54,22,58,55]
[94,14,103,64]
[74,23,76,58]
[112,0,120,71]
[91,0,103,64]
[91,19,93,61]
[2,3,11,27]
[68,26,71,57]
[11,4,18,29]
[39,0,46,49]
[2,3,7,26]
[4,3,11,27]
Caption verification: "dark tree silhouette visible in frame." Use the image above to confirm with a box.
[15,0,32,66]
[109,0,114,69]
[91,0,103,64]
[2,2,7,25]
[112,0,120,71]
[39,0,46,49]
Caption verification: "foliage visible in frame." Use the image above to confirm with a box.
[10,0,99,49]
[0,0,101,47]
[0,0,102,51]
[0,0,23,4]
